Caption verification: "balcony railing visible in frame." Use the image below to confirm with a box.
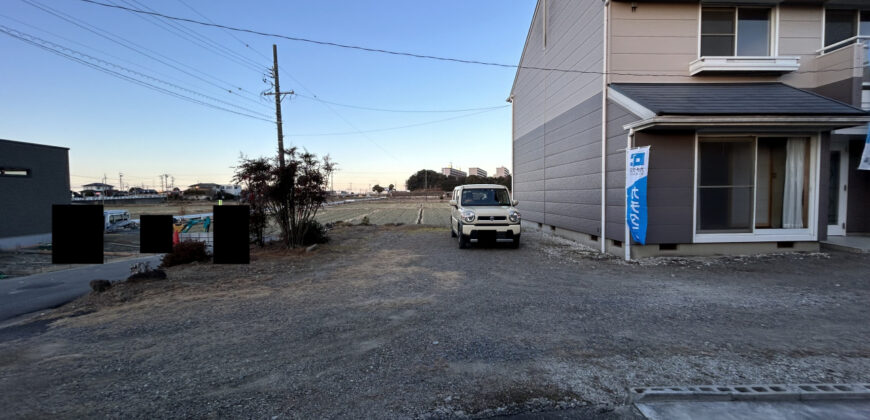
[816,35,870,56]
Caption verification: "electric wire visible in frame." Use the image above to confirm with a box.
[24,0,272,111]
[0,25,274,120]
[113,0,267,74]
[285,104,509,137]
[78,0,870,77]
[0,26,275,123]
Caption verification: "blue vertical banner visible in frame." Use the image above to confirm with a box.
[625,146,650,245]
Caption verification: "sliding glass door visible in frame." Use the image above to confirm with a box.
[696,136,814,239]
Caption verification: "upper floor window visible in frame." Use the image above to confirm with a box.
[701,7,771,57]
[824,10,870,51]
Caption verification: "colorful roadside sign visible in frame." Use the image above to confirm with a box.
[625,146,650,245]
[859,126,870,171]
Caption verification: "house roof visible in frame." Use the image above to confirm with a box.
[609,83,869,117]
[83,183,113,188]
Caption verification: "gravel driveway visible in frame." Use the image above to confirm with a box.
[1,225,868,418]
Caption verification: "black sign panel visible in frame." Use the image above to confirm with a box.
[140,214,174,254]
[52,204,103,264]
[213,205,249,264]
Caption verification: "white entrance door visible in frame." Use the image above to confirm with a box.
[827,142,849,236]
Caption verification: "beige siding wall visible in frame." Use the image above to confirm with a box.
[512,0,604,139]
[608,3,840,86]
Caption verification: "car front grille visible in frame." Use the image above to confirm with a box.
[476,216,506,222]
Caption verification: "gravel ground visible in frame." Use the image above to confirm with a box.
[0,225,868,419]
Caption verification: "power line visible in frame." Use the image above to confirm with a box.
[25,0,272,111]
[113,0,267,74]
[287,104,509,137]
[170,0,401,162]
[0,25,275,123]
[293,93,509,113]
[77,0,870,77]
[0,25,274,120]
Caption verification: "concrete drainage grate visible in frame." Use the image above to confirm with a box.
[630,383,870,403]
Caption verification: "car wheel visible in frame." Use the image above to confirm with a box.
[511,234,520,249]
[451,219,457,237]
[457,223,468,249]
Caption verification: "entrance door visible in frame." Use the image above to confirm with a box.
[827,142,849,236]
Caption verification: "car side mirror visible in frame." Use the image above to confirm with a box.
[449,200,457,207]
[512,200,519,206]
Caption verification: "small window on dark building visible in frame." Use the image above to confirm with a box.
[0,168,30,177]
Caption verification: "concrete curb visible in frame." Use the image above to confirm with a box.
[821,242,870,253]
[629,383,870,403]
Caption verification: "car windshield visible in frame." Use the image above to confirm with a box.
[461,188,511,206]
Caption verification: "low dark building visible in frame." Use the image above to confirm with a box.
[0,139,70,250]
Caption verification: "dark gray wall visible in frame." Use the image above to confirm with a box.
[634,131,695,244]
[810,77,863,107]
[513,93,603,235]
[0,139,70,237]
[847,138,870,233]
[604,101,634,240]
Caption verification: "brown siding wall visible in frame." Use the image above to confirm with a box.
[633,131,696,244]
[847,139,870,233]
[810,77,863,107]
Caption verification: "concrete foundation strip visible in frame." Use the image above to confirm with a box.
[629,383,870,403]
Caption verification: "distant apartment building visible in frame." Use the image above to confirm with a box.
[0,139,70,250]
[468,167,487,177]
[495,166,511,178]
[442,167,467,178]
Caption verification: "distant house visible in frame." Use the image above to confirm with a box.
[82,182,114,194]
[495,167,511,178]
[0,139,70,250]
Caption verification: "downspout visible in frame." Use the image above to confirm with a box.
[624,127,634,261]
[509,95,515,194]
[600,0,610,254]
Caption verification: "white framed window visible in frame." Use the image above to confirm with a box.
[693,134,819,243]
[701,7,772,57]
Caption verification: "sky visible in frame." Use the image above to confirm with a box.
[0,0,536,192]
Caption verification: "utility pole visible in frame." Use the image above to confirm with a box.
[263,44,294,169]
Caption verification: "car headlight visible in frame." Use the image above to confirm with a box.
[461,209,476,223]
[509,209,521,223]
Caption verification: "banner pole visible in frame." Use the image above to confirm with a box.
[625,131,633,261]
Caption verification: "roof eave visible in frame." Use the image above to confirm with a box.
[623,115,870,132]
[509,0,542,98]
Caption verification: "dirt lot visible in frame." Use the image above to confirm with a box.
[1,225,868,418]
[0,199,444,279]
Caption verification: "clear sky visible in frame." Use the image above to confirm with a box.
[1,0,536,192]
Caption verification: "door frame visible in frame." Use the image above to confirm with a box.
[827,141,849,236]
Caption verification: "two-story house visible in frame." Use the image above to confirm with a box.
[510,0,870,257]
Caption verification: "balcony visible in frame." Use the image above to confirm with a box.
[812,36,870,110]
[689,56,801,76]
